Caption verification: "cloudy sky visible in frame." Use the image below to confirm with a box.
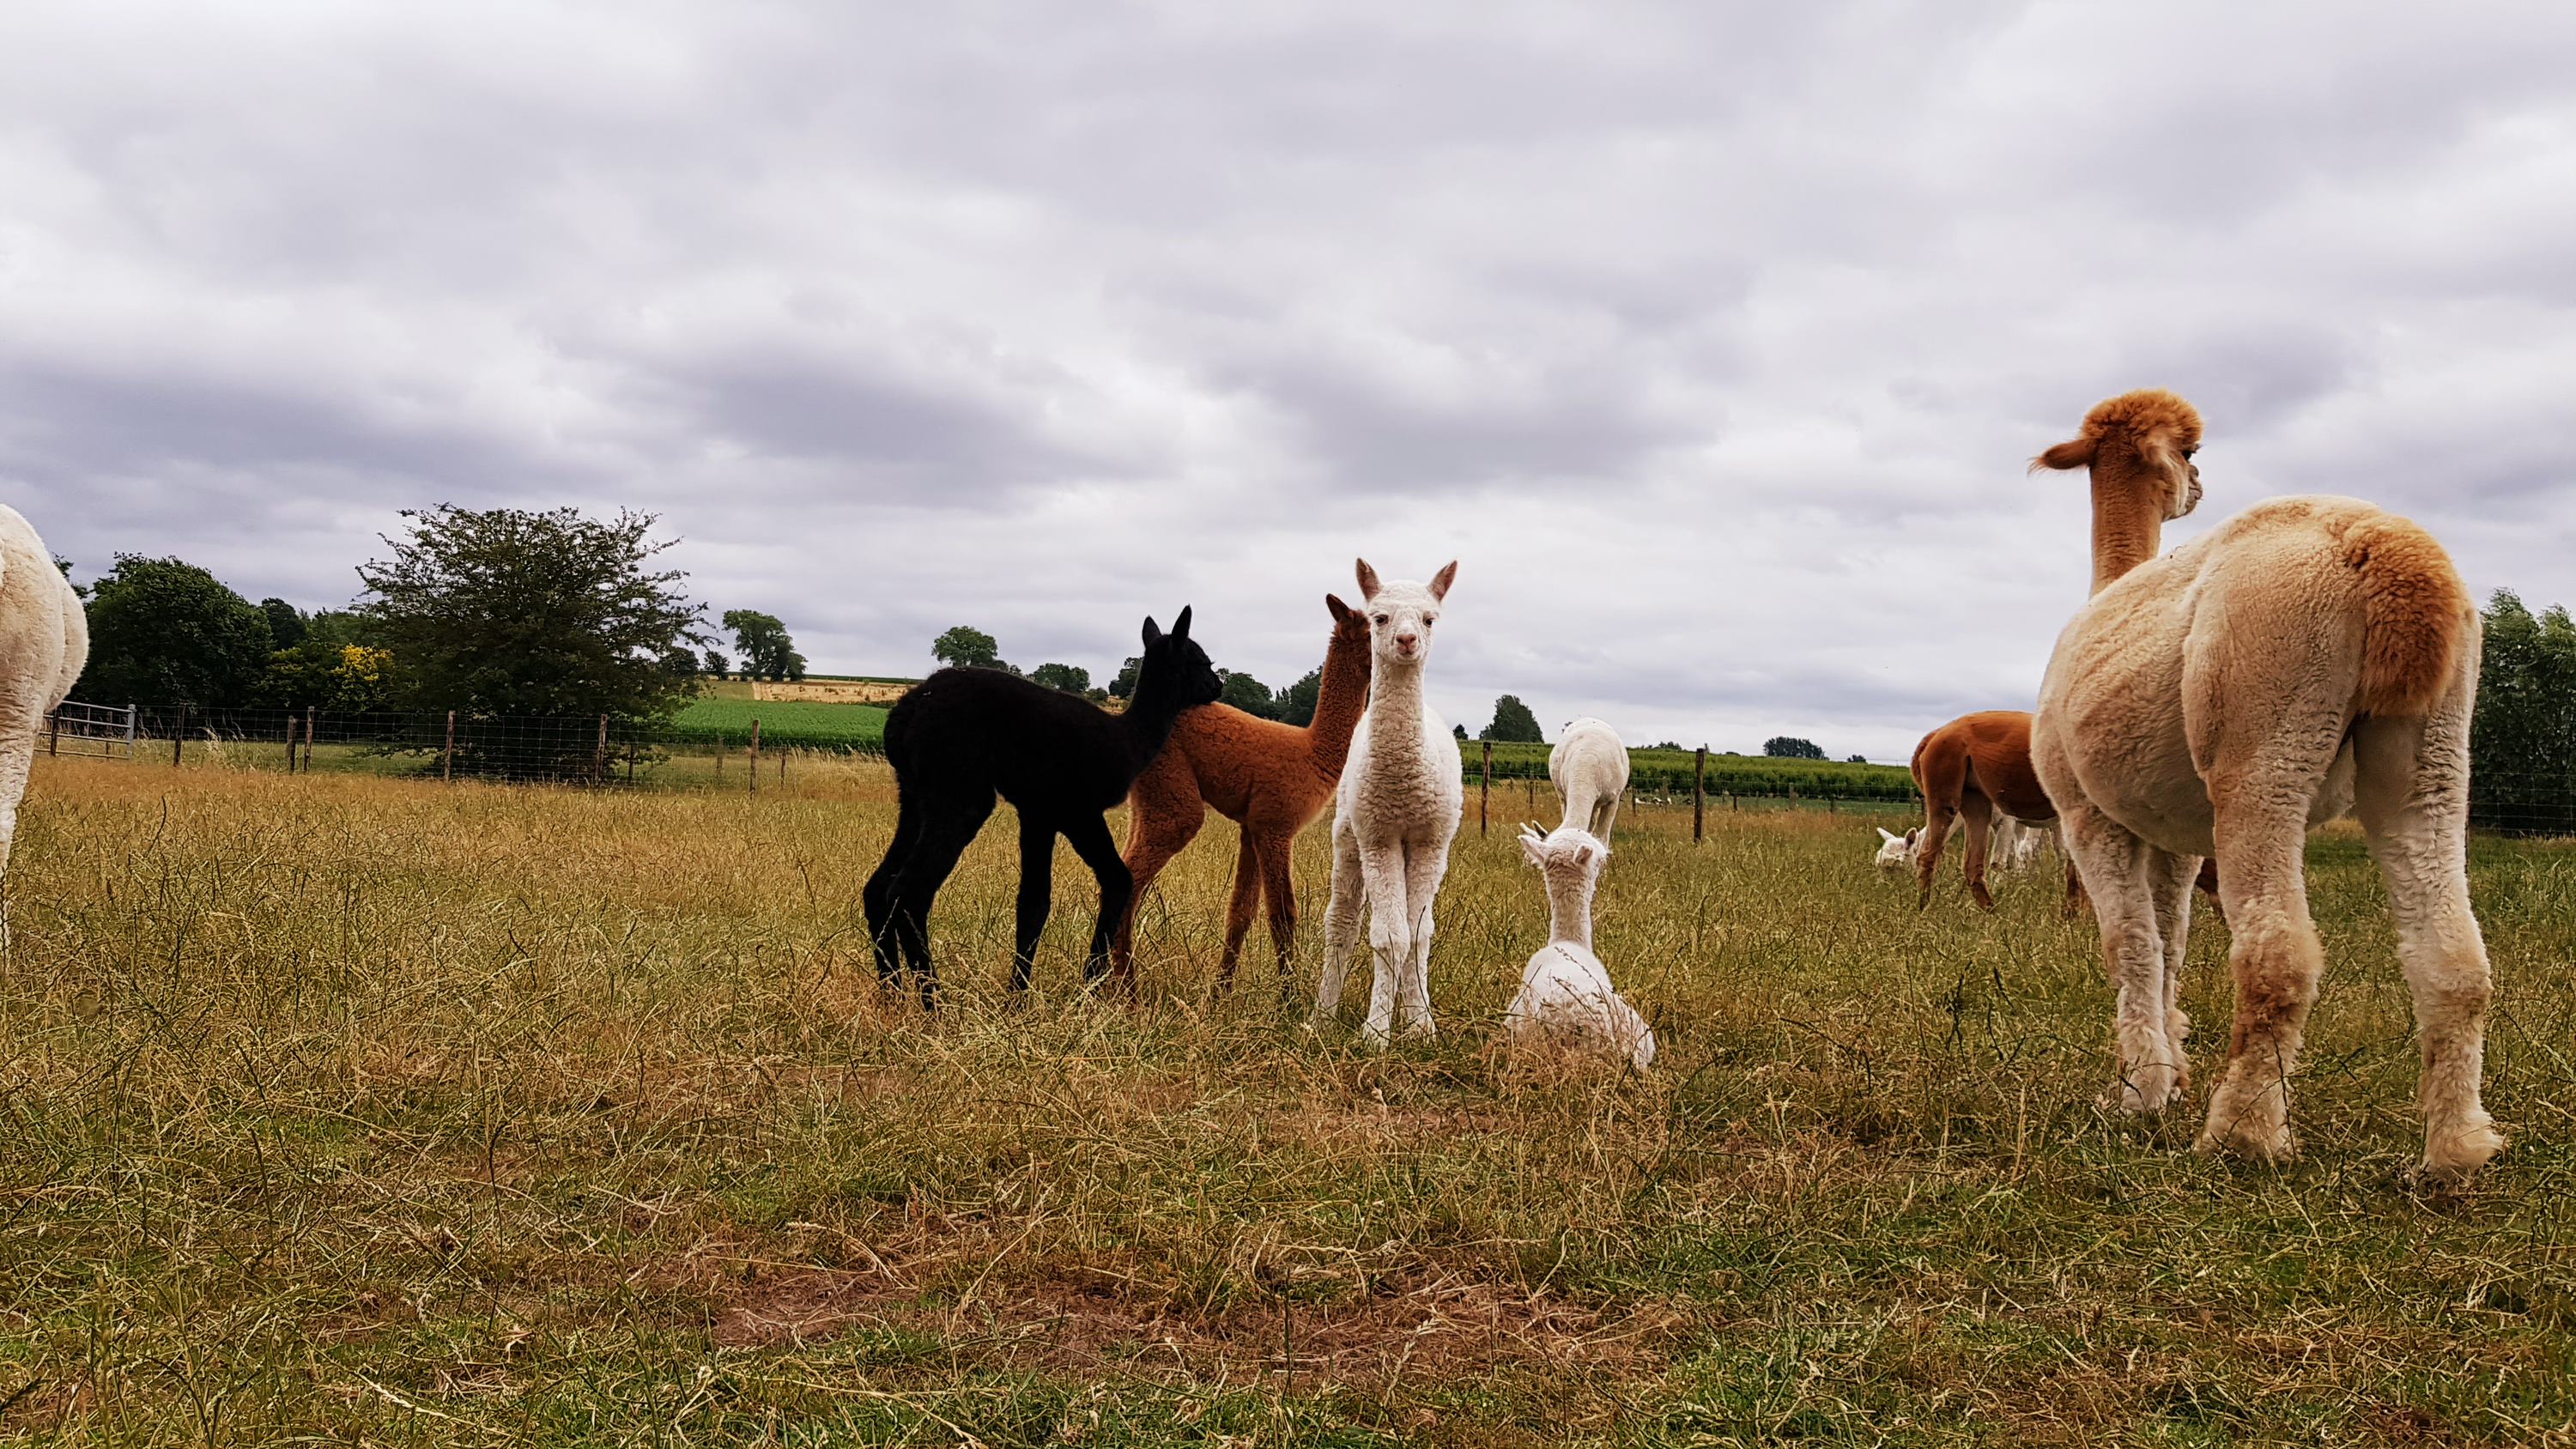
[5,3,2571,760]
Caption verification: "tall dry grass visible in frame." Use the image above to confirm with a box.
[1,756,2571,1446]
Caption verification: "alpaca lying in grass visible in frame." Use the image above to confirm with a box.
[1505,824,1654,1070]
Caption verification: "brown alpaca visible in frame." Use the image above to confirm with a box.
[1907,710,2221,916]
[1906,710,2083,912]
[1111,595,1372,995]
[2030,388,2500,1179]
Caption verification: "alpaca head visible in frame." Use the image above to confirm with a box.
[1873,826,1917,871]
[2031,388,2205,521]
[1354,558,1456,668]
[1324,592,1371,653]
[1136,607,1222,710]
[1520,822,1608,887]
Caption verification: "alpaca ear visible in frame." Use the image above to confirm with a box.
[1905,828,1919,845]
[1519,833,1549,868]
[1172,605,1192,641]
[1877,827,1898,843]
[1355,559,1380,601]
[2030,437,2095,473]
[1142,615,1163,647]
[1326,593,1353,624]
[1574,844,1595,866]
[1429,561,1458,601]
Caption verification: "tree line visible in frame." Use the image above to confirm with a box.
[69,506,806,723]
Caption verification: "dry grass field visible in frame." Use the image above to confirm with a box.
[2,756,2572,1446]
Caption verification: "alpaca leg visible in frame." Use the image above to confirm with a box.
[1061,813,1134,992]
[1009,815,1057,995]
[2144,848,2202,1088]
[1393,836,1451,1042]
[2194,803,2323,1163]
[1356,844,1415,1050]
[1959,792,1997,912]
[2059,798,2180,1111]
[1256,833,1298,1005]
[889,792,995,1009]
[1112,791,1203,984]
[2059,823,2090,918]
[1215,829,1262,992]
[1590,793,1618,841]
[2355,699,2503,1179]
[864,791,926,988]
[1310,822,1365,1026]
[1913,801,1957,910]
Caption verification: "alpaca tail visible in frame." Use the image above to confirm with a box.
[2343,512,2473,717]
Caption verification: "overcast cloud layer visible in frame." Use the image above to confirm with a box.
[5,2,2572,759]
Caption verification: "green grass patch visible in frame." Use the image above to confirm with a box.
[670,696,888,749]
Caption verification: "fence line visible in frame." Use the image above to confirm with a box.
[36,700,2576,835]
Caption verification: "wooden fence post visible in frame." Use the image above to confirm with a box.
[173,706,186,767]
[47,709,59,758]
[284,712,297,773]
[302,706,316,773]
[749,719,761,796]
[594,714,609,783]
[443,710,457,782]
[716,736,724,776]
[1480,740,1491,838]
[1694,746,1706,844]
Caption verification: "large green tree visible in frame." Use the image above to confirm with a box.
[259,609,397,712]
[1276,666,1324,727]
[932,625,1004,671]
[724,609,807,682]
[1480,694,1543,743]
[1218,670,1279,719]
[78,555,274,707]
[1764,736,1827,760]
[1029,662,1092,694]
[2470,590,2576,834]
[358,506,706,719]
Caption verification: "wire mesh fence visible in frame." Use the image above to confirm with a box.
[39,700,2576,839]
[51,703,882,791]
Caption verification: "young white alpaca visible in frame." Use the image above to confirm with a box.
[1506,825,1654,1070]
[1549,717,1628,841]
[1873,826,1918,872]
[0,506,89,897]
[1312,559,1464,1047]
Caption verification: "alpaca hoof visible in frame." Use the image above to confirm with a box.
[2194,1094,2295,1163]
[1396,1017,1438,1045]
[1357,1023,1392,1052]
[2421,1119,2506,1183]
[2166,1009,2191,1044]
[2106,1063,2180,1114]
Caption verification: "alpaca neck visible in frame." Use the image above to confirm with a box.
[1365,654,1427,761]
[1303,634,1373,779]
[1118,680,1194,773]
[1544,874,1596,951]
[2088,460,2166,594]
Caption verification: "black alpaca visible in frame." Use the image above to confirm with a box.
[864,608,1221,1005]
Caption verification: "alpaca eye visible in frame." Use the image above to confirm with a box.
[1372,614,1387,625]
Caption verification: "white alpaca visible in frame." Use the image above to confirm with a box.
[1874,816,2053,875]
[1312,559,1464,1047]
[1506,825,1654,1070]
[1549,717,1628,841]
[0,506,88,894]
[1873,826,1918,871]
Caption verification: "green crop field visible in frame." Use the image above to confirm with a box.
[3,755,2570,1444]
[1471,742,1916,800]
[671,697,889,750]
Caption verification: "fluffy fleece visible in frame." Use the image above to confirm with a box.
[2030,389,2500,1180]
[1505,824,1653,1070]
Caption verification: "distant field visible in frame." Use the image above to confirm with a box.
[1474,740,1916,801]
[670,697,889,749]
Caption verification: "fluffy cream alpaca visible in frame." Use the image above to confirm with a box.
[2029,389,2500,1179]
[1506,824,1653,1070]
[1549,717,1628,842]
[1312,560,1465,1047]
[0,506,88,894]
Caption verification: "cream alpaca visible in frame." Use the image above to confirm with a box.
[1312,559,1464,1047]
[1506,824,1654,1070]
[2029,389,2500,1179]
[1549,717,1628,842]
[0,506,88,897]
